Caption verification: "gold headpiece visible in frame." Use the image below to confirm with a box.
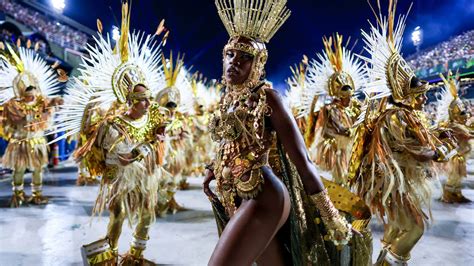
[215,0,291,43]
[156,52,184,108]
[109,2,149,104]
[6,43,38,97]
[112,63,146,104]
[440,71,466,123]
[360,0,429,106]
[0,42,60,100]
[384,1,428,102]
[216,0,290,88]
[323,34,355,98]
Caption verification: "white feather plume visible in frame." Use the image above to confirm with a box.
[296,47,367,119]
[0,46,60,104]
[49,31,164,143]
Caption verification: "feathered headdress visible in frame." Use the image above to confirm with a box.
[436,71,461,123]
[155,52,194,114]
[0,43,60,103]
[49,1,165,142]
[284,56,312,117]
[297,34,367,119]
[359,0,427,103]
[192,74,220,112]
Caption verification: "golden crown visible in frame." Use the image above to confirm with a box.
[215,0,291,43]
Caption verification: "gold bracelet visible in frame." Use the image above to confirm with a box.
[310,189,352,246]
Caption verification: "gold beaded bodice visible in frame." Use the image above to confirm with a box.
[112,103,167,143]
[3,96,51,138]
[209,83,275,215]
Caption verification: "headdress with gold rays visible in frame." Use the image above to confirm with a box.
[436,70,463,123]
[297,33,367,119]
[0,41,62,104]
[49,1,166,142]
[155,52,194,114]
[216,0,291,87]
[359,0,428,103]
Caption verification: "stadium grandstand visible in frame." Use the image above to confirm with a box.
[0,0,94,77]
[407,30,473,79]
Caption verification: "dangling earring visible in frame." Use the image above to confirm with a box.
[260,69,266,81]
[221,74,227,86]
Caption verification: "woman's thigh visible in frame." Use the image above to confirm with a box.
[208,167,291,266]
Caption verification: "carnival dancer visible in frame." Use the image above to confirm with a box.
[435,71,474,203]
[50,2,168,264]
[301,34,366,186]
[155,53,194,192]
[0,42,64,207]
[203,1,357,265]
[350,2,457,264]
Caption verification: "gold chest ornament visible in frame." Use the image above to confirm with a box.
[209,84,274,214]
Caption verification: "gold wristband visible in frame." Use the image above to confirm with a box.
[310,189,353,246]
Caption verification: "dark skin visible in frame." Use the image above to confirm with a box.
[204,48,357,265]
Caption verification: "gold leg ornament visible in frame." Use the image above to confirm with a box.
[10,168,28,207]
[10,183,28,208]
[375,247,410,266]
[442,184,471,203]
[28,170,49,205]
[120,211,156,265]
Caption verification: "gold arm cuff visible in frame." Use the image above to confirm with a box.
[310,189,353,246]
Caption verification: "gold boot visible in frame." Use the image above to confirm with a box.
[10,185,28,208]
[28,185,49,205]
[120,246,156,266]
[441,184,471,203]
[375,248,409,266]
[81,238,118,266]
[178,178,189,190]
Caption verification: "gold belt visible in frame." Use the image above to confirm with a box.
[10,137,46,145]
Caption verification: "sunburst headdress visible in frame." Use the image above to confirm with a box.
[359,0,429,105]
[296,34,367,119]
[155,52,194,114]
[215,0,291,87]
[191,74,220,113]
[0,42,61,103]
[284,56,311,117]
[49,1,165,142]
[436,71,465,123]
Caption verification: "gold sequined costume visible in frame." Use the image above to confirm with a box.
[49,3,169,264]
[0,43,63,207]
[435,72,474,203]
[351,3,457,265]
[209,1,365,264]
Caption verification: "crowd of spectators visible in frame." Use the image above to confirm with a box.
[407,30,474,73]
[0,0,88,51]
[1,29,51,55]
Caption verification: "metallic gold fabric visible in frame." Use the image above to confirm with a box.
[210,83,274,215]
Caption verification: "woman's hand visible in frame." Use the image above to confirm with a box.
[203,168,218,201]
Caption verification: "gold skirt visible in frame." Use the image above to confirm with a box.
[93,162,162,225]
[3,137,49,170]
[356,155,434,226]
